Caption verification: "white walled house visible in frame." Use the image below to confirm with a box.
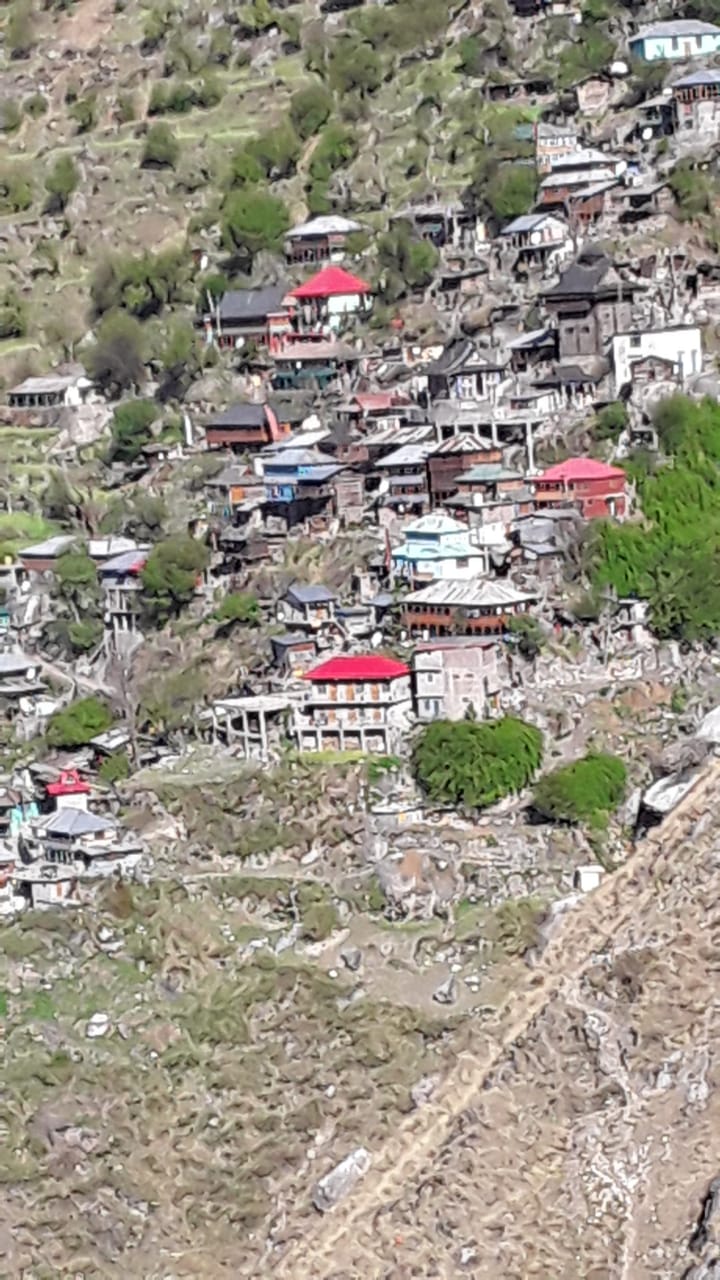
[391,513,490,583]
[7,364,95,411]
[413,639,503,722]
[612,325,702,392]
[295,655,413,755]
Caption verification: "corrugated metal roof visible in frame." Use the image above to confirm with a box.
[404,579,535,607]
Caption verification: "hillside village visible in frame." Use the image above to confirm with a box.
[3,0,720,1271]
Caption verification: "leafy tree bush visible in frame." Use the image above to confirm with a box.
[457,35,484,77]
[56,549,98,597]
[594,401,628,440]
[327,35,382,97]
[486,163,537,220]
[0,289,27,339]
[69,94,96,133]
[214,592,260,625]
[248,121,302,179]
[47,696,113,748]
[308,122,358,184]
[7,0,35,58]
[141,534,209,621]
[142,122,180,169]
[86,310,147,391]
[98,752,131,784]
[412,716,543,809]
[45,155,79,212]
[589,396,720,640]
[222,188,290,260]
[669,159,717,221]
[0,100,22,134]
[377,221,439,302]
[23,92,48,118]
[91,248,188,318]
[0,166,32,213]
[116,91,137,123]
[110,400,159,462]
[532,752,627,825]
[290,84,333,140]
[227,147,264,189]
[507,615,543,658]
[67,617,104,653]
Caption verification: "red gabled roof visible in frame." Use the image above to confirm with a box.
[291,266,372,300]
[46,769,91,796]
[538,457,626,483]
[304,655,409,682]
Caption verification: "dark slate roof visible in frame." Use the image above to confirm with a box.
[286,582,336,607]
[218,286,289,323]
[544,249,612,299]
[207,403,269,429]
[425,338,476,376]
[272,632,315,651]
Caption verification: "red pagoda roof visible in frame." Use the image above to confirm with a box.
[538,457,625,483]
[304,655,409,682]
[291,266,371,300]
[46,769,91,796]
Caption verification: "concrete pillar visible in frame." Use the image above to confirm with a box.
[259,709,268,760]
[240,709,249,757]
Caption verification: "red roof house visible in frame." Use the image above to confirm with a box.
[533,457,627,519]
[46,768,91,812]
[291,266,373,327]
[291,266,372,300]
[298,655,411,754]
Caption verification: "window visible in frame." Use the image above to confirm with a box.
[456,558,469,569]
[672,36,678,51]
[629,333,641,349]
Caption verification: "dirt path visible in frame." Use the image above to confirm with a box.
[273,758,720,1278]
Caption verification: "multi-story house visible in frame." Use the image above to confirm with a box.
[543,248,643,362]
[261,446,363,529]
[532,457,627,519]
[535,122,579,174]
[284,214,363,265]
[413,638,503,721]
[100,547,149,655]
[296,655,413,754]
[391,513,490,584]
[611,324,702,392]
[499,213,571,263]
[278,583,337,632]
[426,339,508,406]
[401,579,535,638]
[204,402,290,452]
[671,70,720,138]
[376,441,433,517]
[426,435,503,507]
[17,807,143,907]
[206,285,293,350]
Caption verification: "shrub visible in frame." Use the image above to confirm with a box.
[45,155,79,212]
[222,188,290,259]
[67,618,104,653]
[248,121,302,179]
[377,221,439,302]
[507,615,543,658]
[141,534,209,621]
[214,592,260,625]
[0,100,22,133]
[532,752,627,825]
[290,84,333,140]
[116,92,137,123]
[594,401,628,440]
[0,166,32,213]
[142,122,180,169]
[110,399,159,462]
[0,289,27,339]
[86,310,147,392]
[6,0,35,58]
[47,696,113,748]
[91,248,188,318]
[23,92,48,118]
[308,122,358,184]
[98,752,131,784]
[412,716,543,809]
[486,163,537,220]
[69,94,96,133]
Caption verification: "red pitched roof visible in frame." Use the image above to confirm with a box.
[304,655,409,682]
[538,457,625,483]
[354,392,409,413]
[291,266,372,300]
[46,769,91,796]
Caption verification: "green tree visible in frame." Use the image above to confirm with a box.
[412,716,543,809]
[290,84,333,140]
[110,400,159,462]
[142,122,180,169]
[7,0,35,58]
[56,549,98,597]
[308,123,358,184]
[227,147,264,189]
[486,163,537,220]
[532,752,627,825]
[507,615,543,658]
[669,159,717,221]
[248,121,302,179]
[91,247,188,318]
[45,155,79,212]
[0,100,22,134]
[141,534,209,621]
[222,188,290,259]
[214,592,260,626]
[98,752,131,784]
[23,92,48,118]
[327,36,382,97]
[0,289,27,339]
[377,221,439,302]
[47,696,113,748]
[86,310,147,391]
[594,401,628,440]
[69,94,96,133]
[67,617,104,653]
[0,165,32,214]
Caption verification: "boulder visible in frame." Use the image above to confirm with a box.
[312,1148,372,1213]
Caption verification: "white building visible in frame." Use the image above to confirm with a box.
[611,324,702,392]
[295,655,412,755]
[413,638,503,722]
[7,364,94,411]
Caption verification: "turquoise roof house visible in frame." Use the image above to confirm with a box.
[629,19,720,62]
